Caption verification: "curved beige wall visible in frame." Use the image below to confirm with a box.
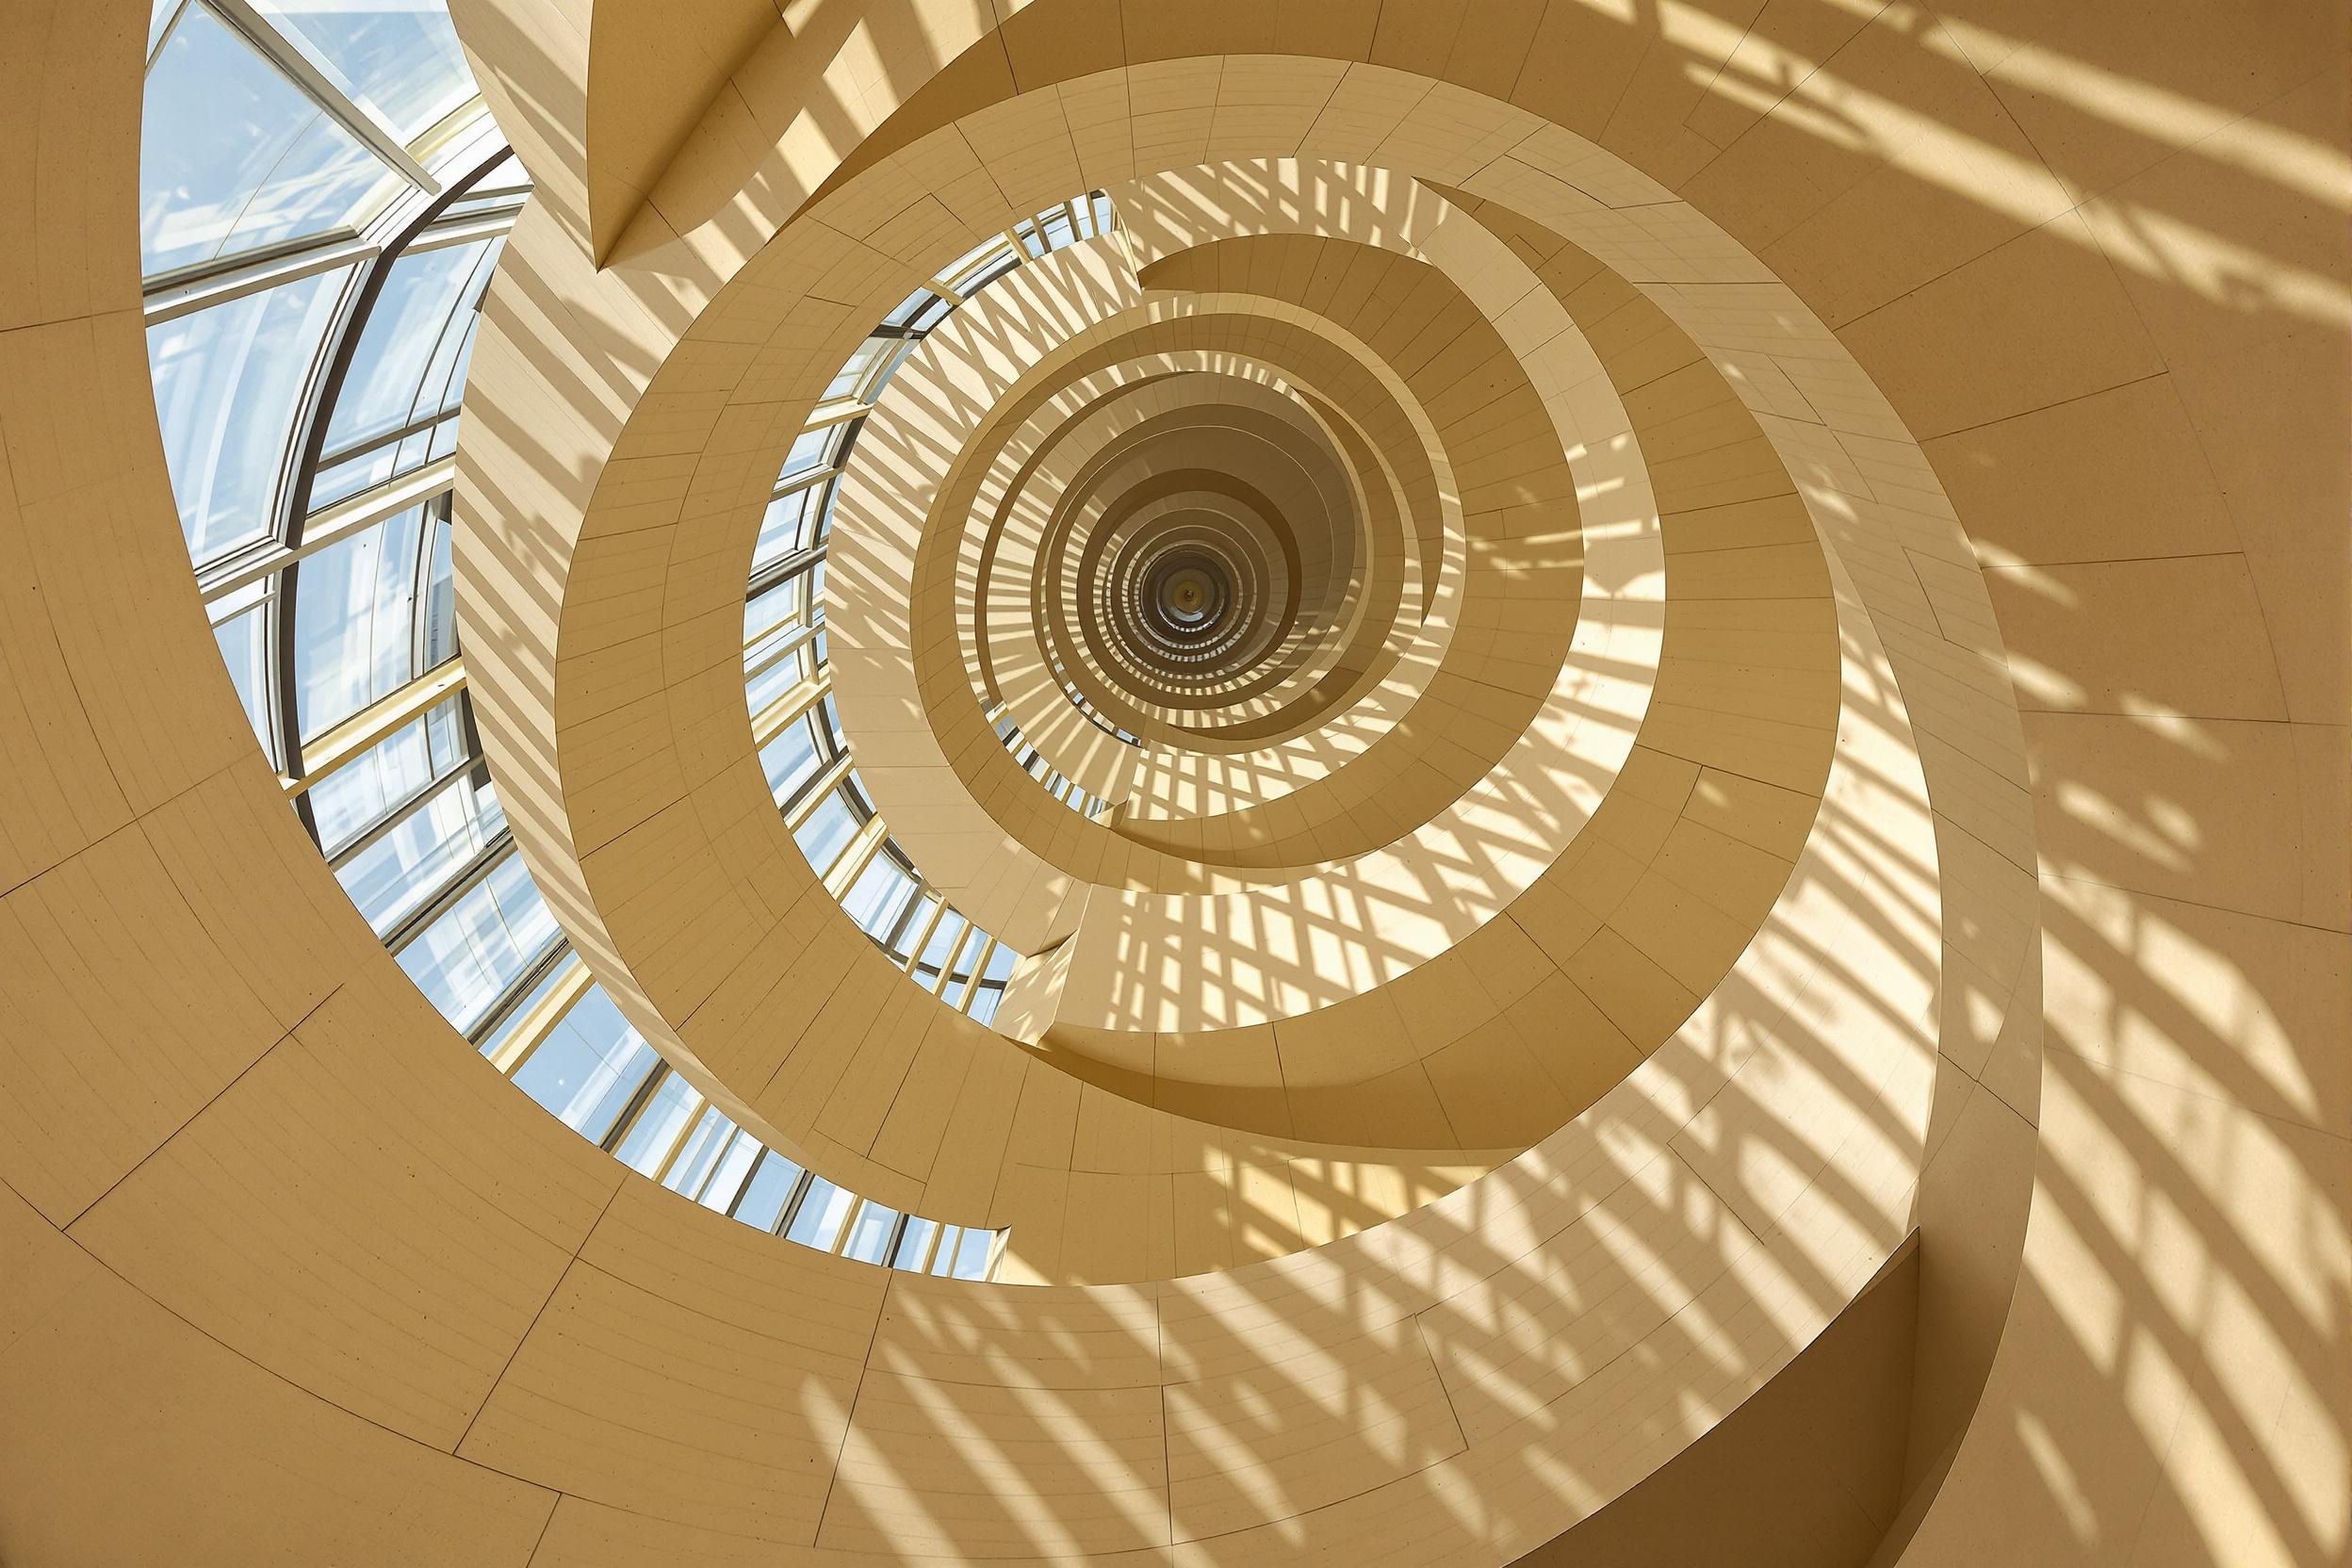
[0,2,2339,1566]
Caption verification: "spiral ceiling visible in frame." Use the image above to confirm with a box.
[3,1,2345,1564]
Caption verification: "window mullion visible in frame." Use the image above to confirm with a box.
[143,230,381,323]
[596,1062,670,1156]
[770,1168,817,1237]
[781,756,854,829]
[200,457,456,606]
[406,492,441,679]
[480,949,590,1070]
[288,656,467,800]
[205,0,441,191]
[897,899,946,978]
[321,737,476,874]
[824,816,890,900]
[956,938,999,1013]
[750,669,829,749]
[380,828,514,956]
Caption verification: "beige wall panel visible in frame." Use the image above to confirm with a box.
[0,1216,554,1565]
[66,963,620,1446]
[1924,373,2243,567]
[824,1368,1171,1557]
[2040,874,2350,1140]
[1,313,252,829]
[2025,711,2340,931]
[0,805,284,1222]
[136,756,385,1029]
[0,443,133,890]
[459,1186,882,1543]
[1756,51,2075,332]
[1838,210,2170,441]
[56,3,2352,1563]
[1164,1317,1467,1541]
[2162,319,2352,729]
[1897,1051,2349,1568]
[1985,555,2291,721]
[1516,1245,1921,1568]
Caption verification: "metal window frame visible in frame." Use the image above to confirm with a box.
[596,1061,673,1157]
[478,947,590,1068]
[315,688,479,868]
[204,0,442,190]
[378,825,516,956]
[270,155,506,832]
[146,31,1024,1281]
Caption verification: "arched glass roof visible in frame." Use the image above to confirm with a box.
[734,191,1131,1010]
[138,0,1003,1279]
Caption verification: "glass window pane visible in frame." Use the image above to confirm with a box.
[419,508,456,663]
[949,1228,993,1280]
[253,0,480,142]
[841,856,917,939]
[334,768,501,933]
[147,266,353,564]
[210,600,273,754]
[908,293,955,334]
[424,694,468,772]
[753,485,817,572]
[791,792,858,874]
[778,424,837,482]
[322,239,492,452]
[416,302,483,427]
[785,1179,854,1250]
[892,1216,937,1271]
[889,891,939,962]
[510,986,661,1146]
[842,1202,898,1265]
[393,847,556,1032]
[697,1131,761,1213]
[745,575,805,645]
[307,443,400,510]
[822,338,888,403]
[966,987,1004,1027]
[942,235,1013,295]
[744,642,809,718]
[944,939,985,1008]
[441,152,530,218]
[140,4,399,276]
[882,287,934,329]
[731,1150,803,1232]
[292,504,426,738]
[927,1225,962,1276]
[865,339,915,399]
[949,928,987,983]
[612,1070,699,1174]
[476,948,580,1060]
[307,694,453,854]
[915,909,967,982]
[661,1106,733,1195]
[760,717,823,807]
